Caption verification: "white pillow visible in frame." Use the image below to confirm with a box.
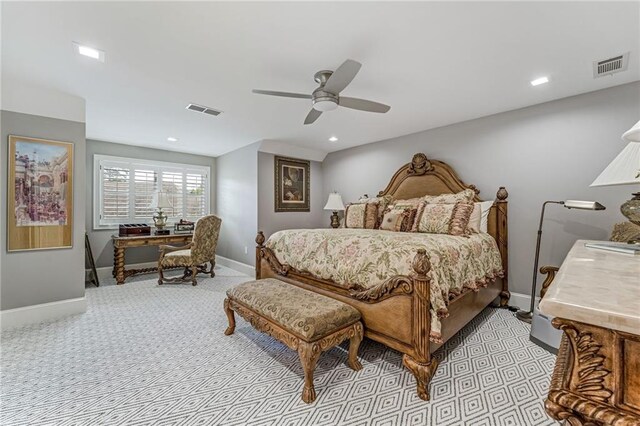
[479,200,494,233]
[468,200,494,233]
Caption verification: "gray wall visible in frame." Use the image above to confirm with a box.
[257,152,326,239]
[1,111,86,310]
[323,82,640,296]
[86,139,216,268]
[216,142,259,266]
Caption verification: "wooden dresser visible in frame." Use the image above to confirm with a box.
[539,240,640,426]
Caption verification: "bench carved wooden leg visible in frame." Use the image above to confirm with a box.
[298,341,322,403]
[223,298,236,335]
[348,322,364,371]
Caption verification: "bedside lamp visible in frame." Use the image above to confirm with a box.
[153,191,172,231]
[324,192,345,228]
[591,119,640,244]
[516,199,605,323]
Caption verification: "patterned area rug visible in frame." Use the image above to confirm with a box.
[1,266,557,425]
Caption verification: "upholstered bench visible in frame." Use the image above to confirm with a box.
[223,278,364,403]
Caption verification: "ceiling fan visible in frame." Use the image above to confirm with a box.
[252,59,391,125]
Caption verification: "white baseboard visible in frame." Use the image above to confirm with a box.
[508,291,537,311]
[215,255,254,276]
[1,297,87,330]
[89,256,253,281]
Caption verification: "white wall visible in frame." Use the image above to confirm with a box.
[1,81,87,325]
[216,142,260,266]
[322,82,640,296]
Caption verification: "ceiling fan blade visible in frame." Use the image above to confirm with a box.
[304,108,322,125]
[339,97,391,113]
[252,89,312,99]
[323,59,362,94]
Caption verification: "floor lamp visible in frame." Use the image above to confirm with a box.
[515,199,605,323]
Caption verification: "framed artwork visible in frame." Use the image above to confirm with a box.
[274,156,310,212]
[8,135,74,251]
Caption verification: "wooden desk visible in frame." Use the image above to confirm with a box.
[539,240,640,426]
[111,233,193,284]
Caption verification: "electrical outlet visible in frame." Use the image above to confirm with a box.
[244,246,248,254]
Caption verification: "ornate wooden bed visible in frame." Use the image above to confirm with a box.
[254,153,509,401]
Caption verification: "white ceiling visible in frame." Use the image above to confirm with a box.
[2,2,639,157]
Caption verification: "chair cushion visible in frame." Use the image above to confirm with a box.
[161,249,193,267]
[227,278,361,341]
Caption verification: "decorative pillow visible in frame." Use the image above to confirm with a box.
[344,202,379,229]
[401,208,418,232]
[386,203,418,232]
[380,209,407,232]
[389,197,423,210]
[423,189,475,204]
[413,202,474,236]
[468,201,494,233]
[352,195,394,227]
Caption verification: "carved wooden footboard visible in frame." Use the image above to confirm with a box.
[256,231,438,400]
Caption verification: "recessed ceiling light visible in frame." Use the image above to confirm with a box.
[167,137,178,142]
[530,76,549,86]
[73,42,105,62]
[328,136,338,142]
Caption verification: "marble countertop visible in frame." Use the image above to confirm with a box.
[539,240,640,335]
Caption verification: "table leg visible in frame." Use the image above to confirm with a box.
[114,246,126,285]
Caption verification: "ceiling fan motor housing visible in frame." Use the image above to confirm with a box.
[312,88,338,111]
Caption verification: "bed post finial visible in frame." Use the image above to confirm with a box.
[412,248,431,278]
[496,186,508,201]
[256,231,265,247]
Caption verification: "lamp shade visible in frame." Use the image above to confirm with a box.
[324,192,345,211]
[155,191,173,209]
[590,142,640,187]
[563,200,605,210]
[622,120,640,142]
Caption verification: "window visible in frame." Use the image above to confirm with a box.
[94,155,210,228]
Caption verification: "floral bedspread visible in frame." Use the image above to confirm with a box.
[265,229,503,341]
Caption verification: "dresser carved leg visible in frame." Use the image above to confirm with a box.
[223,299,235,335]
[348,323,363,371]
[298,341,322,403]
[402,354,439,401]
[114,247,125,285]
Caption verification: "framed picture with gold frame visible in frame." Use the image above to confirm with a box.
[8,135,74,251]
[274,156,310,212]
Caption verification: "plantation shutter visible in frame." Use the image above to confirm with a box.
[100,163,130,223]
[95,155,210,228]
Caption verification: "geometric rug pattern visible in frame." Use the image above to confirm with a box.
[1,265,558,425]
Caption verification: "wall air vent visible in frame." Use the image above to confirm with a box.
[186,103,222,116]
[593,53,629,78]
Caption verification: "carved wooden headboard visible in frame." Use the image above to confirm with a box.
[378,153,484,201]
[378,153,509,298]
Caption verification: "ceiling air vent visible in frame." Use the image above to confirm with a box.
[186,103,222,116]
[593,53,629,78]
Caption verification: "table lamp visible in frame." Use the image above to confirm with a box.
[324,192,345,228]
[153,191,172,232]
[516,199,605,323]
[590,119,640,244]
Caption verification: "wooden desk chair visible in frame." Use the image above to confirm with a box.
[158,215,222,286]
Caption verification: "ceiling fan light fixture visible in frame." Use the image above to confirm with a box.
[313,98,338,112]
